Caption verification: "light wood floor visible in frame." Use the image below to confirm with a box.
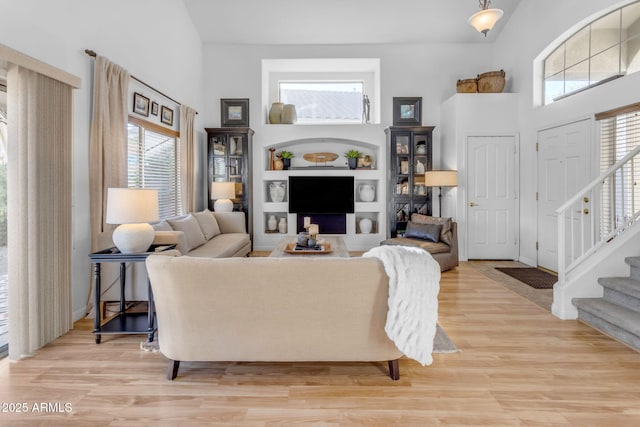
[1,262,640,425]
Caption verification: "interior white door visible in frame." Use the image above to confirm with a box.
[537,119,591,272]
[467,136,518,259]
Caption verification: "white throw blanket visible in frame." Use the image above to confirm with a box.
[363,245,441,366]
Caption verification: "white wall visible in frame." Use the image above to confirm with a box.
[493,0,640,265]
[0,0,205,320]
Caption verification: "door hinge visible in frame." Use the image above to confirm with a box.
[535,192,539,201]
[536,142,539,151]
[536,241,539,250]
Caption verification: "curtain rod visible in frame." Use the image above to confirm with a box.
[84,49,197,114]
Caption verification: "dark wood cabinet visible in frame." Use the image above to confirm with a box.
[385,126,434,237]
[206,127,253,236]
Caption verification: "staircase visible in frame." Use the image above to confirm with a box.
[573,256,640,350]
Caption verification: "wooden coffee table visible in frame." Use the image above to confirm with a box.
[270,236,350,258]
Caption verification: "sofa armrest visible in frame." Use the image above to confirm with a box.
[153,230,188,255]
[213,212,247,234]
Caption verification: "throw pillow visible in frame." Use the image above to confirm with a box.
[151,220,173,232]
[404,221,442,243]
[193,209,221,240]
[411,214,453,246]
[167,214,206,251]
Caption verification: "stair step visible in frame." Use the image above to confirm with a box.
[625,257,640,280]
[598,277,640,312]
[573,298,640,350]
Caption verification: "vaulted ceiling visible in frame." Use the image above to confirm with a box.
[182,0,521,45]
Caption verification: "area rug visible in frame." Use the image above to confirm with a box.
[140,323,460,353]
[495,267,557,289]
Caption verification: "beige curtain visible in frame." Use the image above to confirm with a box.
[179,104,197,213]
[89,55,129,252]
[7,65,73,359]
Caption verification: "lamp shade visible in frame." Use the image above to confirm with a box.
[106,188,159,224]
[468,8,503,35]
[210,182,236,200]
[424,170,458,187]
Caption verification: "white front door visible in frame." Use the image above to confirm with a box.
[467,136,518,259]
[537,119,592,272]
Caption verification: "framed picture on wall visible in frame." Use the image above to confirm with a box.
[151,101,159,116]
[392,97,422,126]
[161,105,174,126]
[133,92,150,116]
[221,98,249,127]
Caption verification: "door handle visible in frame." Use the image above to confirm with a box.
[469,202,478,207]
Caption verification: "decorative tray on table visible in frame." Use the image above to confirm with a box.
[284,243,333,254]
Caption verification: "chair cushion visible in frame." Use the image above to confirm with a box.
[404,221,442,242]
[193,209,221,240]
[411,214,453,246]
[167,214,206,251]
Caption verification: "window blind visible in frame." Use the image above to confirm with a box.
[127,121,182,219]
[597,104,640,236]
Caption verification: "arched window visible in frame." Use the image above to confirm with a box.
[544,1,640,104]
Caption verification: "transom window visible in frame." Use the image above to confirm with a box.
[127,117,182,219]
[543,0,640,104]
[279,81,365,124]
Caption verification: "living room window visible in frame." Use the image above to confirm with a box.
[127,116,182,219]
[543,0,640,105]
[279,81,365,124]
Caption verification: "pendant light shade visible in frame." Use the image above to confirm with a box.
[468,0,503,36]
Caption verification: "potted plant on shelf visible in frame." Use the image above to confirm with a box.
[278,150,295,170]
[344,149,362,169]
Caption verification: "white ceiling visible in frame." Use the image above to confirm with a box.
[182,0,522,45]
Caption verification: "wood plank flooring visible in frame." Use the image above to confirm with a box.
[1,261,640,425]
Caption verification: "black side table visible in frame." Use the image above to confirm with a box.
[88,244,176,344]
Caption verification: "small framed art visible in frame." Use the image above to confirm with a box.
[133,92,150,116]
[392,97,422,126]
[161,105,174,126]
[221,98,249,127]
[151,101,159,116]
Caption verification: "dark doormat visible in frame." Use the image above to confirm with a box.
[495,267,557,289]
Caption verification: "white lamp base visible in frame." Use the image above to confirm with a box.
[214,199,233,212]
[112,223,155,254]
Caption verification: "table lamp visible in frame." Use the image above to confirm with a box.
[424,170,458,217]
[106,188,159,254]
[211,182,235,212]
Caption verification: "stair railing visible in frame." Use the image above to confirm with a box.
[556,144,640,286]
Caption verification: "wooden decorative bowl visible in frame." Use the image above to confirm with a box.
[477,70,506,93]
[456,78,478,93]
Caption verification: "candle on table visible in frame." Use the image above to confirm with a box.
[308,224,319,237]
[304,216,311,228]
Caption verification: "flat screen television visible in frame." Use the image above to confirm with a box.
[288,176,354,214]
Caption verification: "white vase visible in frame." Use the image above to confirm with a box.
[267,215,277,231]
[269,181,286,203]
[359,218,373,234]
[281,104,297,124]
[358,184,375,202]
[278,217,287,233]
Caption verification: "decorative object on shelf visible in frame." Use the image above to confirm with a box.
[269,181,286,203]
[106,188,159,254]
[392,97,422,126]
[278,150,294,170]
[415,159,425,174]
[359,217,373,234]
[303,152,339,166]
[468,0,504,37]
[268,147,276,170]
[221,98,250,127]
[278,217,287,233]
[416,142,426,154]
[268,102,284,124]
[344,149,362,169]
[267,214,278,231]
[457,78,478,93]
[424,170,458,216]
[363,94,370,123]
[210,181,236,212]
[358,154,374,168]
[477,70,506,93]
[274,158,284,170]
[133,92,150,116]
[358,184,375,202]
[400,160,409,175]
[161,105,174,126]
[281,104,297,124]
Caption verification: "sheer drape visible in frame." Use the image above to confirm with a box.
[179,104,197,213]
[7,65,73,359]
[89,55,129,252]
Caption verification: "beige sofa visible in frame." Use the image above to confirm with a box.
[145,255,404,380]
[152,210,250,258]
[380,214,459,272]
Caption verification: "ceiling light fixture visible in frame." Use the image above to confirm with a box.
[468,0,504,37]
